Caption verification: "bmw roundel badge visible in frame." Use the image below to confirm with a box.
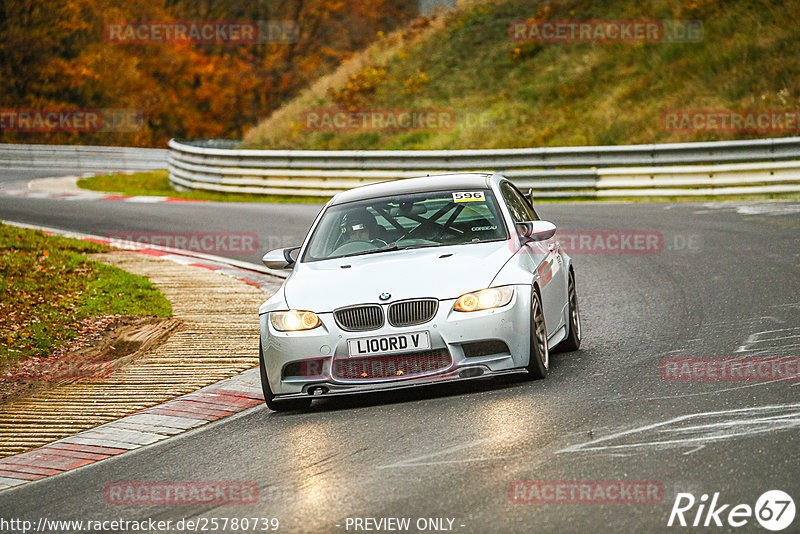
[379,292,391,301]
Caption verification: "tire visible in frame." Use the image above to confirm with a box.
[557,268,582,352]
[524,287,549,380]
[259,340,312,412]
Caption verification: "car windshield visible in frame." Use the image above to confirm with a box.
[302,188,508,261]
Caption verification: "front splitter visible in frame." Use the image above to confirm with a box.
[275,367,528,400]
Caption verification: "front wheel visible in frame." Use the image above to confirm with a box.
[524,287,549,380]
[259,340,312,412]
[557,269,581,352]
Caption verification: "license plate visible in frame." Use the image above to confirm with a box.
[347,331,430,357]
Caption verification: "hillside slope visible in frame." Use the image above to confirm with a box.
[242,0,800,150]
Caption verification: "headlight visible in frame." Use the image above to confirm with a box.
[453,287,514,312]
[271,310,321,331]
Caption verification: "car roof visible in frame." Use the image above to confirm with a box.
[329,173,496,205]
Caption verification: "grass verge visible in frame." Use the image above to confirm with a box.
[77,170,331,203]
[0,223,172,373]
[75,170,800,204]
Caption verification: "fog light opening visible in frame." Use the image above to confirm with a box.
[308,386,329,396]
[459,368,484,378]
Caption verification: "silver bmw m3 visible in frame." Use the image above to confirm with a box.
[258,173,581,411]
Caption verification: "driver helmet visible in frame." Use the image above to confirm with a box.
[340,209,378,237]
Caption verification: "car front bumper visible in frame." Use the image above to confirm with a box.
[260,285,533,398]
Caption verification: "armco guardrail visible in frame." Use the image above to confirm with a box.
[0,143,168,171]
[168,137,800,198]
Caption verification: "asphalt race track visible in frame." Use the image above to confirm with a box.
[1,168,799,533]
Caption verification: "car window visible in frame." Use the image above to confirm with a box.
[500,182,537,223]
[302,189,509,261]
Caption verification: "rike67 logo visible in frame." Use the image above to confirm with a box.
[668,490,795,531]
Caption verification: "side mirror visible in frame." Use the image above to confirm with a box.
[262,247,300,270]
[516,221,557,243]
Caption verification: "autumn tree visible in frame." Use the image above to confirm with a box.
[0,0,417,146]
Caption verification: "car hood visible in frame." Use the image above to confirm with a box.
[284,241,513,312]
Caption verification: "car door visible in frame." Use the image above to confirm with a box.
[499,182,566,336]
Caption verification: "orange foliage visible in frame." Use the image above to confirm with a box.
[0,0,416,146]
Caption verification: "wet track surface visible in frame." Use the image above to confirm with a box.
[1,168,799,532]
